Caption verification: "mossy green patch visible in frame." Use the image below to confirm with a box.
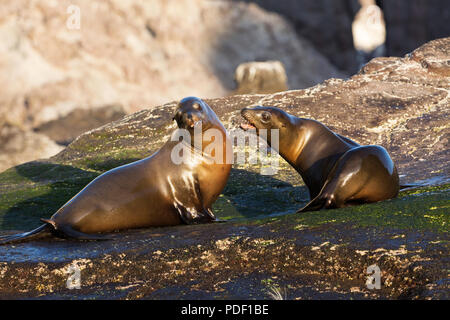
[0,162,99,230]
[246,184,450,233]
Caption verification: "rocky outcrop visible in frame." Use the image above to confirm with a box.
[0,38,448,299]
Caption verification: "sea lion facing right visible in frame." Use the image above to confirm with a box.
[240,106,399,212]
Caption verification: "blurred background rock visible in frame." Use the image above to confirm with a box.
[233,61,288,94]
[0,0,448,172]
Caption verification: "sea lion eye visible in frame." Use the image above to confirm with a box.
[261,111,271,123]
[193,103,201,110]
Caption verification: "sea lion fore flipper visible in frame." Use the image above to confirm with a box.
[174,203,215,224]
[172,173,217,224]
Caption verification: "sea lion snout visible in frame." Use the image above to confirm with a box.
[240,108,257,131]
[240,106,277,131]
[173,110,203,129]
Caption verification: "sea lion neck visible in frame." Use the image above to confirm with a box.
[179,139,214,162]
[278,118,351,194]
[276,118,311,166]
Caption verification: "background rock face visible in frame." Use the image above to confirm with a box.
[381,0,450,56]
[0,38,448,300]
[235,0,360,74]
[233,60,289,94]
[0,0,342,127]
[0,0,344,172]
[49,37,449,186]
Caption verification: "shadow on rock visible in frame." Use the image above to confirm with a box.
[1,161,307,230]
[0,158,136,231]
[213,168,310,221]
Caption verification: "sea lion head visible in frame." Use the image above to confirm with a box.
[173,97,219,132]
[172,96,231,164]
[240,106,290,132]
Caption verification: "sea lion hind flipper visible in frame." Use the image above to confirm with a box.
[0,223,53,245]
[297,196,328,213]
[56,225,111,241]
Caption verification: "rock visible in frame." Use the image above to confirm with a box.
[47,37,448,186]
[0,201,448,299]
[0,0,344,171]
[0,122,64,173]
[0,0,343,130]
[0,38,448,299]
[233,61,288,94]
[235,0,360,74]
[381,0,450,57]
[34,105,126,146]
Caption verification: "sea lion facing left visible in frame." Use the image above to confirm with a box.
[240,106,399,212]
[0,97,232,245]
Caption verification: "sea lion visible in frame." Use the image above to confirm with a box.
[0,97,232,244]
[240,106,399,211]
